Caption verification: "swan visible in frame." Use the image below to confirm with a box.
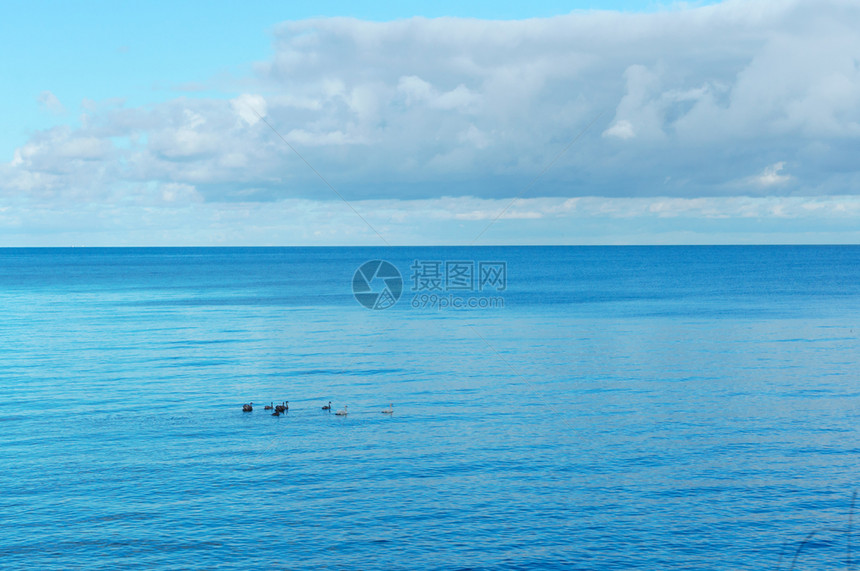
[271,410,281,417]
[322,401,332,411]
[381,403,393,414]
[242,402,253,412]
[335,405,348,416]
[264,402,273,410]
[275,401,286,413]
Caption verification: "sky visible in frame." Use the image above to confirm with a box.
[2,0,859,246]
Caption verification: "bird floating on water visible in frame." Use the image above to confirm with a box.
[335,405,348,416]
[322,401,331,411]
[271,410,281,417]
[242,402,253,412]
[275,401,287,413]
[381,403,393,414]
[264,402,273,410]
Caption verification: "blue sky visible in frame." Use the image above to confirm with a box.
[2,0,859,246]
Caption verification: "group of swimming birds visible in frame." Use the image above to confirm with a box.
[241,401,394,416]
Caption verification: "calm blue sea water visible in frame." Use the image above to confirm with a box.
[1,246,860,570]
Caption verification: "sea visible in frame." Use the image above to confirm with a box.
[1,246,859,570]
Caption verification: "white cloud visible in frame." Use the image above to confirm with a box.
[160,182,202,203]
[4,0,860,217]
[603,120,635,140]
[230,93,267,125]
[458,124,490,149]
[397,75,434,104]
[397,76,480,111]
[149,109,221,159]
[433,84,481,111]
[754,162,792,187]
[285,128,363,146]
[37,91,66,115]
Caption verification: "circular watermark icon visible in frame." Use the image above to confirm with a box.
[352,260,403,310]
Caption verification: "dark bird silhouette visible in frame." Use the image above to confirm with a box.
[242,402,253,412]
[322,401,331,411]
[264,402,273,410]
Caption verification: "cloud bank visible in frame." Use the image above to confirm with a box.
[3,194,860,246]
[2,0,860,244]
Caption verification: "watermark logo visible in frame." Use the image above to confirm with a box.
[410,260,506,292]
[353,259,506,310]
[352,260,403,310]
